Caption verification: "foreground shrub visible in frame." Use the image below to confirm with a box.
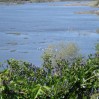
[42,42,79,74]
[0,44,99,98]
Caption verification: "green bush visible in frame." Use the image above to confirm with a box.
[0,44,99,99]
[96,43,99,52]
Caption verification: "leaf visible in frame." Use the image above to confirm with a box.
[32,84,50,99]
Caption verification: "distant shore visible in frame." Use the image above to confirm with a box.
[0,0,93,4]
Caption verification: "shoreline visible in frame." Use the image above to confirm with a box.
[0,0,92,4]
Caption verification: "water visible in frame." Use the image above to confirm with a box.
[0,1,99,66]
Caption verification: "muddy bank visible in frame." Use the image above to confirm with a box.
[76,10,99,15]
[49,1,90,6]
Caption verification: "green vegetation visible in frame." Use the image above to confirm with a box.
[0,43,99,99]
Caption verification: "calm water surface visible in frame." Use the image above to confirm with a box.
[0,1,99,66]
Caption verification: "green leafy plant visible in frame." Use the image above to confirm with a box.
[0,44,99,99]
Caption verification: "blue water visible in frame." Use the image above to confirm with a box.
[0,1,99,66]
